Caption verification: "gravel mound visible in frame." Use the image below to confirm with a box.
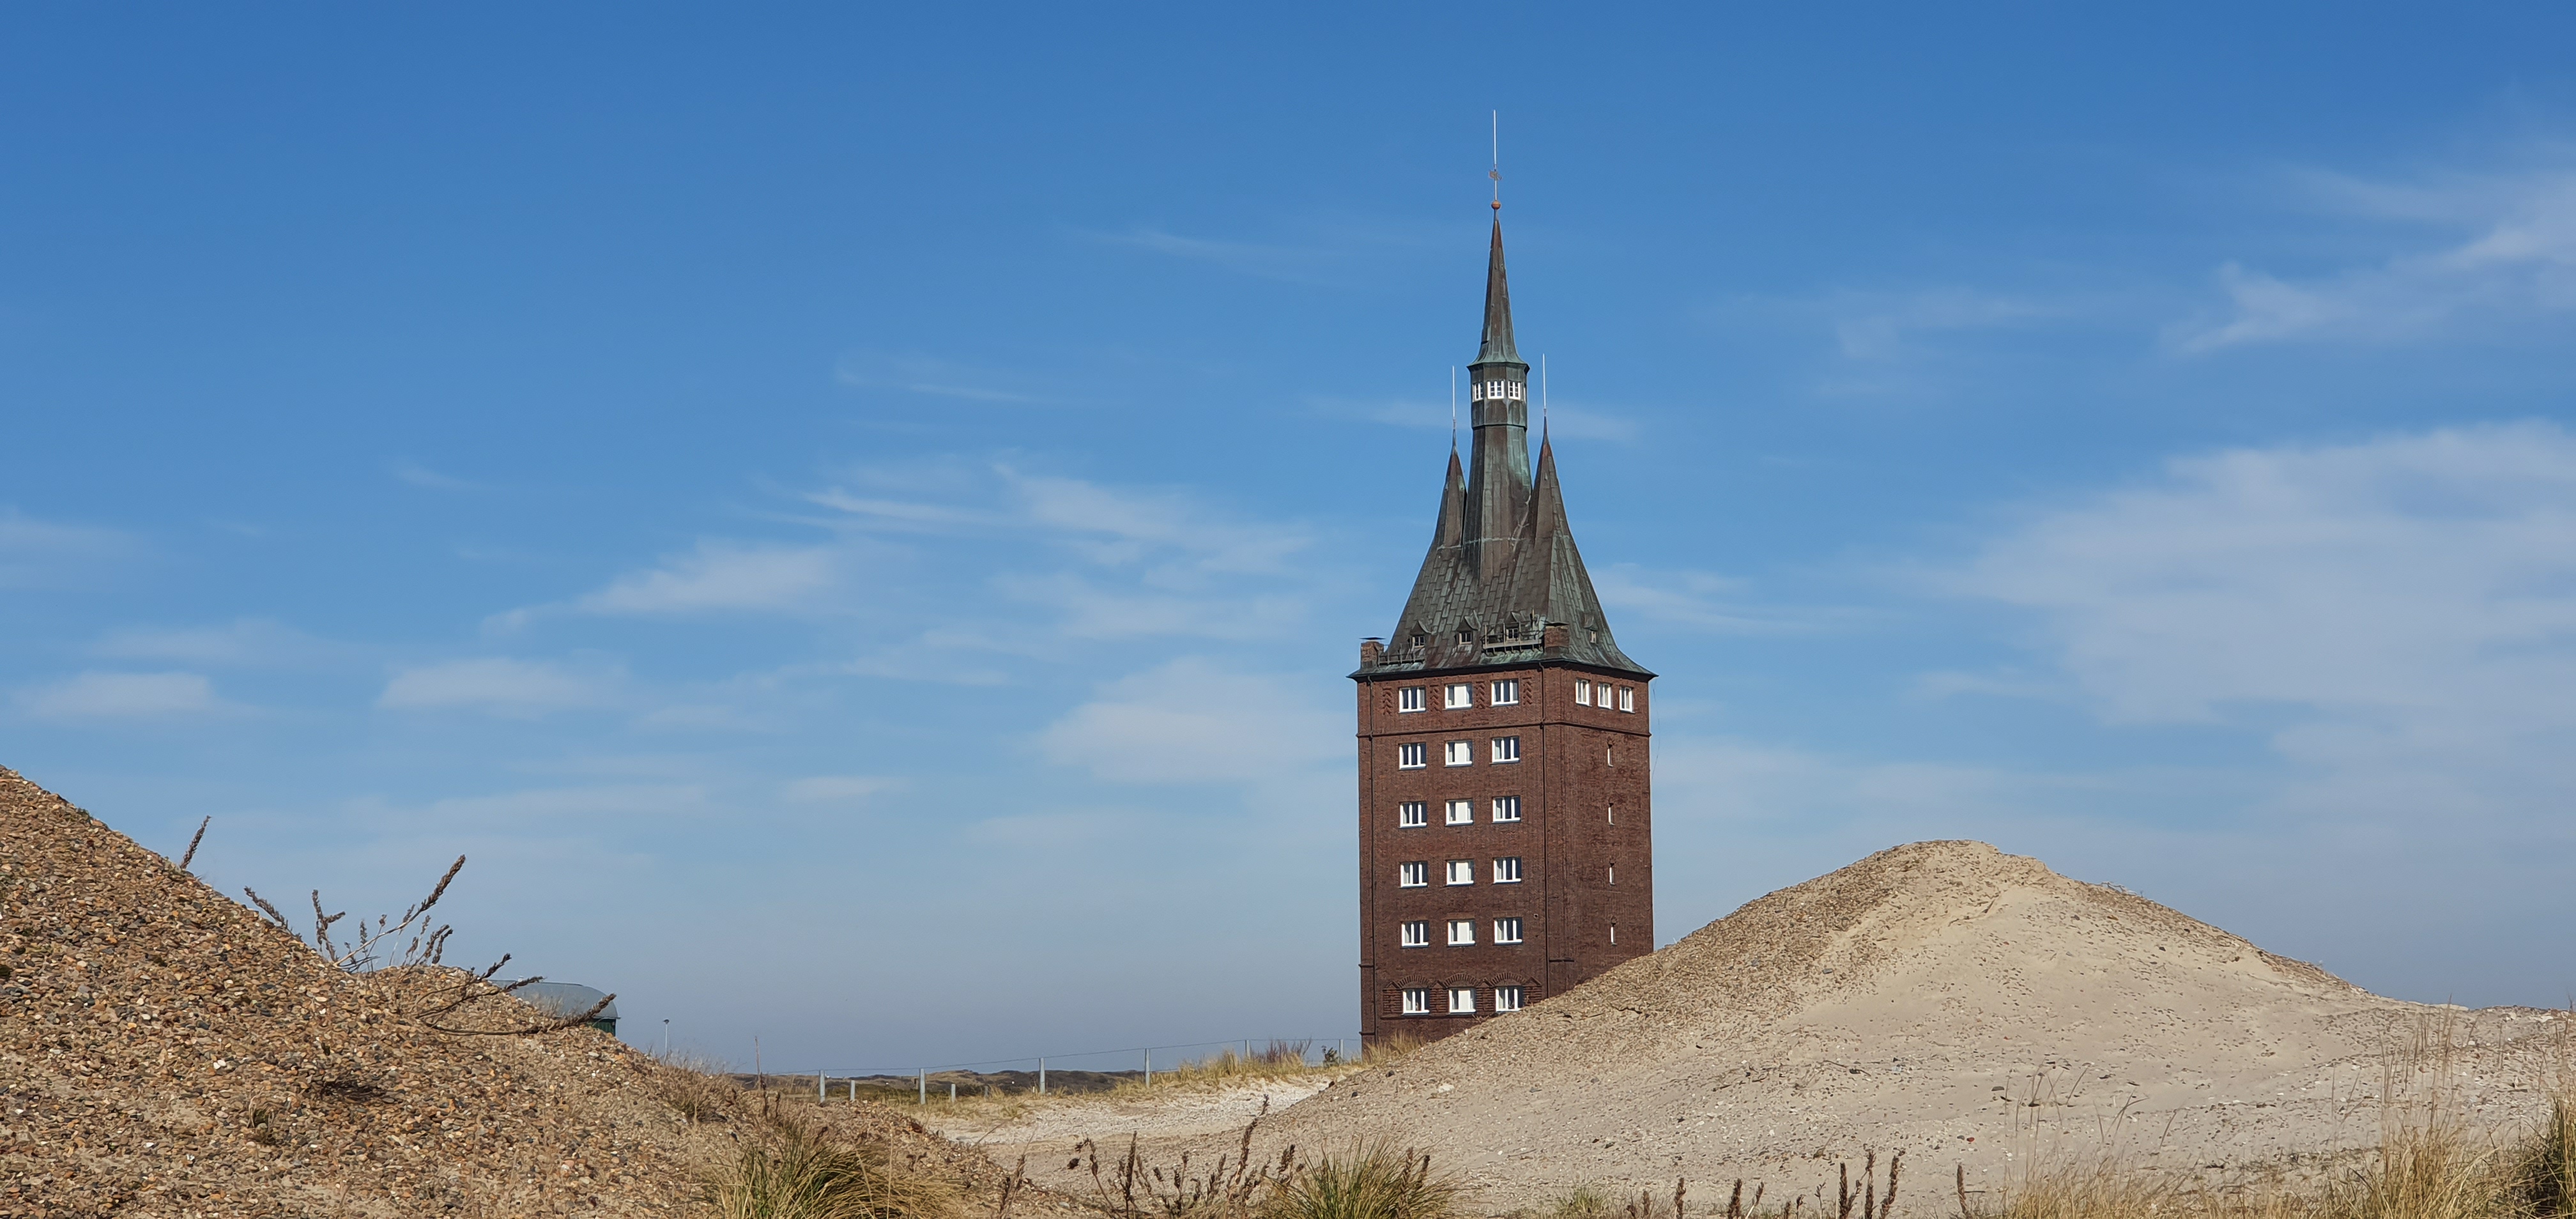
[1252,841,2567,1210]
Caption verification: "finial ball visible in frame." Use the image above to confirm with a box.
[1491,199,1501,211]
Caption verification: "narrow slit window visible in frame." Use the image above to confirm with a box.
[1609,921,1618,945]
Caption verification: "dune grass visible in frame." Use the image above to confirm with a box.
[710,1112,963,1219]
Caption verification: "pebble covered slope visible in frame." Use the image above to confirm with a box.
[1241,841,2568,1210]
[0,764,733,1216]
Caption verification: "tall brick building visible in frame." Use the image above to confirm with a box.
[1352,208,1654,1045]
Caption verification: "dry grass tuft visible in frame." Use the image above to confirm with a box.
[1113,1041,1340,1095]
[710,1112,962,1219]
[1259,1143,1459,1219]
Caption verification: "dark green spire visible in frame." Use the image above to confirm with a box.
[1475,217,1522,368]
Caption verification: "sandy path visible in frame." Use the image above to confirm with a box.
[920,1077,1344,1193]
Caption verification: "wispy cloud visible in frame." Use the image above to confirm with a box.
[15,671,232,719]
[93,618,352,668]
[1038,657,1342,784]
[834,352,1055,404]
[391,461,485,492]
[0,509,134,588]
[377,657,625,717]
[576,542,844,615]
[1593,565,1873,635]
[1938,420,2576,831]
[1082,226,1337,284]
[2172,157,2576,351]
[782,775,905,804]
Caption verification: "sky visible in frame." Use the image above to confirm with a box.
[5,5,2575,1072]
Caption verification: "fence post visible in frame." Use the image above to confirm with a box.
[1144,1048,1151,1086]
[1039,1057,1046,1096]
[918,1070,925,1105]
[847,1078,855,1103]
[949,1082,956,1102]
[818,1073,825,1102]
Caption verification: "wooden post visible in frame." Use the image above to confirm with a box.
[1039,1058,1046,1096]
[918,1070,925,1105]
[1144,1048,1151,1086]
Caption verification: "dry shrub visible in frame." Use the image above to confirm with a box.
[1260,1143,1458,1219]
[711,1112,960,1219]
[1362,1033,1424,1066]
[1540,1184,1612,1219]
[654,1051,741,1125]
[2509,1096,2576,1218]
[1116,1042,1335,1094]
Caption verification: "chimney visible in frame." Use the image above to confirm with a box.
[1360,638,1383,666]
[1542,623,1569,652]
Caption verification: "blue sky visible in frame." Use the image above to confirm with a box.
[6,6,2575,1070]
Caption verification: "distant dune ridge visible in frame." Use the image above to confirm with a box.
[1253,841,2566,1208]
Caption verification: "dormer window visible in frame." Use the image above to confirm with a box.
[1456,629,1475,645]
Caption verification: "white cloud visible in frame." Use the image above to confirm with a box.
[377,657,622,716]
[834,352,1053,404]
[1942,420,2576,829]
[16,671,227,719]
[1038,657,1343,784]
[783,775,904,804]
[1592,565,1870,635]
[94,618,348,668]
[0,509,132,588]
[1824,288,2064,362]
[576,541,842,615]
[2174,160,2576,350]
[391,461,484,492]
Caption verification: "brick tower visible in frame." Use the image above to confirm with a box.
[1353,207,1654,1045]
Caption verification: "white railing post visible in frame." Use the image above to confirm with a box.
[1039,1057,1046,1096]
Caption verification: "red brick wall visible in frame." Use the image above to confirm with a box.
[1356,663,1651,1045]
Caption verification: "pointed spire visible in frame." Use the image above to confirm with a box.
[1528,435,1563,540]
[1435,448,1466,549]
[1475,218,1522,367]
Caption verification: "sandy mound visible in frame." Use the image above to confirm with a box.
[0,765,1011,1218]
[1230,842,2567,1209]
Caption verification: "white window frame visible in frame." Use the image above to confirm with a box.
[1402,988,1431,1015]
[1490,736,1521,764]
[1443,683,1473,709]
[1397,861,1429,888]
[1400,920,1430,947]
[1490,678,1519,705]
[1445,859,1475,886]
[1444,799,1474,825]
[1574,679,1592,706]
[1448,986,1477,1015]
[1397,686,1425,713]
[1398,801,1427,829]
[1618,686,1636,712]
[1492,795,1521,822]
[1493,856,1524,884]
[1443,740,1474,767]
[1494,985,1525,1013]
[1446,919,1475,946]
[1495,917,1523,944]
[1397,742,1427,769]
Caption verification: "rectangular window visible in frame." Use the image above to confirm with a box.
[1493,856,1523,884]
[1445,859,1475,885]
[1495,917,1523,944]
[1397,742,1427,769]
[1400,920,1429,947]
[1397,686,1425,713]
[1491,795,1521,822]
[1491,737,1521,763]
[1443,683,1473,709]
[1618,686,1636,712]
[1574,679,1592,706]
[1494,985,1525,1012]
[1446,918,1475,946]
[1402,987,1430,1015]
[1490,678,1519,705]
[1444,740,1474,767]
[1448,986,1477,1014]
[1444,799,1473,825]
[1398,861,1429,888]
[1398,801,1427,828]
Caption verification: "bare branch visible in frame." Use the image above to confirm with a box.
[243,887,290,929]
[178,816,209,872]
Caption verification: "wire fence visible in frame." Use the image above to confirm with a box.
[779,1035,1363,1103]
